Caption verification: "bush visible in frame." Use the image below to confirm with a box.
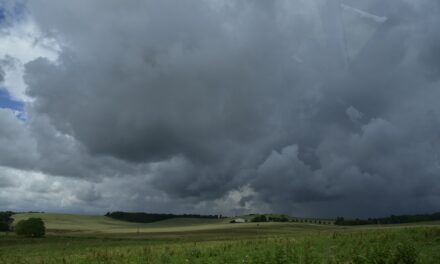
[268,216,289,222]
[0,212,14,232]
[392,242,418,264]
[366,243,391,264]
[251,215,268,222]
[15,218,46,237]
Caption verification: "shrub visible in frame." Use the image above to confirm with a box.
[392,242,418,264]
[0,211,14,232]
[268,216,289,222]
[251,215,268,222]
[15,218,46,237]
[366,243,391,264]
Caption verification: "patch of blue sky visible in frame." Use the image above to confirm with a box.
[0,8,5,22]
[0,0,27,26]
[0,87,26,120]
[11,0,27,22]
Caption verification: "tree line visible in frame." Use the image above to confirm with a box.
[249,214,333,224]
[105,211,222,223]
[335,212,440,225]
[251,215,289,222]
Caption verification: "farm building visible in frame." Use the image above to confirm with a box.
[230,218,246,224]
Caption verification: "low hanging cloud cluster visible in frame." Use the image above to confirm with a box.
[1,0,440,217]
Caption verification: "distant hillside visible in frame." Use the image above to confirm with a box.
[11,213,228,234]
[335,212,440,226]
[105,211,222,223]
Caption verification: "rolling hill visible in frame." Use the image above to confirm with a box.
[12,213,235,234]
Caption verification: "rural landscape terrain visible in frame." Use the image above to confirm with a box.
[1,212,440,263]
[1,0,440,263]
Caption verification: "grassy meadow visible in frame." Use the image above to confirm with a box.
[1,213,440,263]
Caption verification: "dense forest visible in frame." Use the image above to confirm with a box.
[335,212,440,225]
[105,211,222,223]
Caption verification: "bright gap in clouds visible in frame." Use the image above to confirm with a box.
[0,88,25,120]
[0,1,59,121]
[0,1,59,105]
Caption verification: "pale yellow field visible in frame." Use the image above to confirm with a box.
[11,213,264,234]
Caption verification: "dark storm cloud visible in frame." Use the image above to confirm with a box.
[0,109,37,168]
[25,0,283,163]
[1,0,438,216]
[25,111,152,180]
[0,105,152,184]
[0,65,4,82]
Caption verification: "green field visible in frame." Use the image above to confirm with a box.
[1,213,440,263]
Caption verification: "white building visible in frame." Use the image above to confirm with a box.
[230,218,246,223]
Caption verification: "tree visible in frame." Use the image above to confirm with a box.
[334,217,345,225]
[251,215,267,222]
[15,218,46,237]
[0,212,14,232]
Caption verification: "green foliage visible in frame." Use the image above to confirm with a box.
[105,211,220,223]
[251,215,268,222]
[366,243,392,264]
[15,217,46,237]
[1,214,438,264]
[335,212,440,226]
[0,211,14,232]
[363,241,419,264]
[268,215,289,222]
[392,242,419,264]
[252,214,291,222]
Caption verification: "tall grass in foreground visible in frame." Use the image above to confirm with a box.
[1,227,439,263]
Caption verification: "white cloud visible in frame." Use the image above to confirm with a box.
[0,16,59,101]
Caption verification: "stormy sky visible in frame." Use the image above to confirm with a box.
[1,0,440,218]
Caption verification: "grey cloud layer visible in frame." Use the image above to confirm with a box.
[1,0,439,217]
[0,66,4,82]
